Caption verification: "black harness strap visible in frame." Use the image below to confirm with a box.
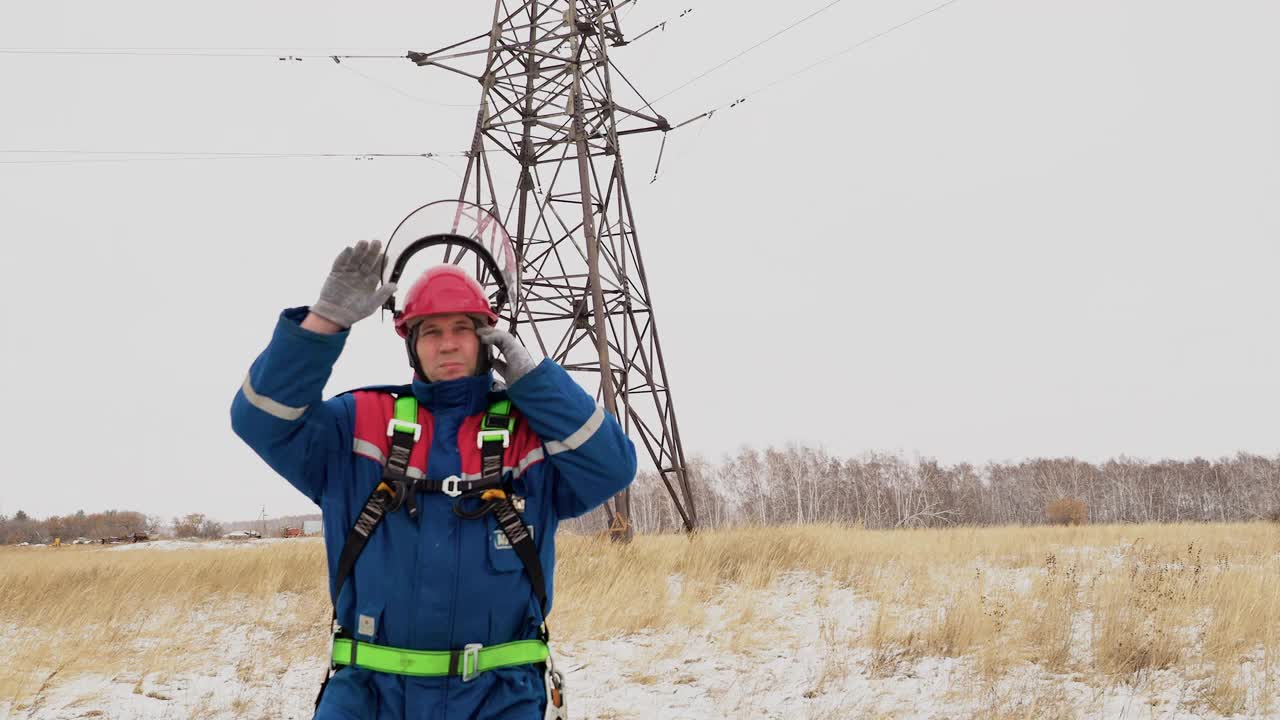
[318,397,552,709]
[456,404,550,640]
[316,397,418,709]
[333,421,416,604]
[491,489,548,614]
[414,476,501,495]
[380,424,419,520]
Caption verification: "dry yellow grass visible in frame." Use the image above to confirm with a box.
[0,541,331,706]
[1,522,1277,715]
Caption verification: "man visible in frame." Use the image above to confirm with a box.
[231,240,637,719]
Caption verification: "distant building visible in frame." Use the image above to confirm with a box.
[303,520,323,536]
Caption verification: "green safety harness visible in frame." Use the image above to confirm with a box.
[315,395,565,713]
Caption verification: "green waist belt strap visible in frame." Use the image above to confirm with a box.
[332,638,549,681]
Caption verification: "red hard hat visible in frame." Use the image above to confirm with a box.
[394,265,499,338]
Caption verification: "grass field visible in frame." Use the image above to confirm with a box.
[1,522,1276,718]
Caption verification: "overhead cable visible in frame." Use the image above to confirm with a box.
[649,0,964,182]
[629,8,695,44]
[0,149,468,166]
[0,48,408,60]
[672,0,963,130]
[644,0,850,109]
[2,46,476,110]
[334,63,475,108]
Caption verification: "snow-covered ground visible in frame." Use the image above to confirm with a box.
[3,553,1274,719]
[555,572,1271,720]
[106,537,316,552]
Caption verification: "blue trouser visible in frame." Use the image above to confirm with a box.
[315,664,546,719]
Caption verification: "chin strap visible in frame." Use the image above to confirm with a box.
[404,325,429,382]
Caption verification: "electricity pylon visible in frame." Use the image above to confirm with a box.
[409,1,696,536]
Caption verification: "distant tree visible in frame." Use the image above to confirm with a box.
[173,513,205,538]
[1045,497,1088,526]
[173,513,224,539]
[14,510,28,522]
[199,517,224,539]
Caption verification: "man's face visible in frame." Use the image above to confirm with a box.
[414,313,480,382]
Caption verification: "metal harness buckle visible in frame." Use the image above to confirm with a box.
[441,475,463,498]
[476,429,511,449]
[546,649,567,718]
[461,643,483,682]
[386,418,422,441]
[328,619,345,671]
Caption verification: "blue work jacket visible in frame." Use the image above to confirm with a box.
[231,307,637,719]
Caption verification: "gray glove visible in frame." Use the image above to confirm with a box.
[477,327,539,385]
[311,240,397,329]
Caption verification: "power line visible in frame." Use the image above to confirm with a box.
[750,0,962,98]
[0,156,324,165]
[0,46,411,51]
[628,7,695,44]
[3,46,478,110]
[672,0,963,130]
[645,0,850,108]
[0,149,465,157]
[0,149,468,165]
[334,62,475,109]
[650,0,964,182]
[0,48,408,60]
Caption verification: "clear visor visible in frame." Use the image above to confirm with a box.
[382,200,518,316]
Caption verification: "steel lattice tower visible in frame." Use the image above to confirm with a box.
[409,0,696,536]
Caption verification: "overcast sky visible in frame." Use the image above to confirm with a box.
[1,0,1276,522]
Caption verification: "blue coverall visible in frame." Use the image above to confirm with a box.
[231,307,637,719]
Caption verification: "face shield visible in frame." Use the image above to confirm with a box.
[381,200,518,327]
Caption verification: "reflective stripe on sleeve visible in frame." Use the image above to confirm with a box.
[545,405,606,456]
[241,373,308,421]
[353,439,386,466]
[514,447,544,477]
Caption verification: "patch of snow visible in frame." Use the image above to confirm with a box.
[4,567,1276,719]
[108,537,320,552]
[5,660,325,720]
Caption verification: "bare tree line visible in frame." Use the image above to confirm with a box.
[568,447,1280,534]
[6,449,1276,542]
[0,509,161,545]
